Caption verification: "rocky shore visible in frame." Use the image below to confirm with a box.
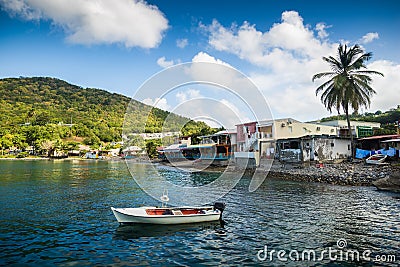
[257,160,400,186]
[158,159,400,188]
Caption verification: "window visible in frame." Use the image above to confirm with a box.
[290,141,300,149]
[357,126,373,137]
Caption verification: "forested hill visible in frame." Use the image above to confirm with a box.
[0,77,211,147]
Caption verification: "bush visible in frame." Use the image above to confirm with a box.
[16,152,29,158]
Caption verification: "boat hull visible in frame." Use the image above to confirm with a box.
[366,154,387,165]
[111,207,221,224]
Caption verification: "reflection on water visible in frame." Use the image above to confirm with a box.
[0,160,399,266]
[114,221,224,240]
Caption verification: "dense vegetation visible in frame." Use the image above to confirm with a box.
[0,77,215,156]
[320,105,400,134]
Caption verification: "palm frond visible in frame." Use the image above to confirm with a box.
[312,43,383,118]
[323,56,342,73]
[312,72,335,82]
[351,70,384,77]
[315,79,333,95]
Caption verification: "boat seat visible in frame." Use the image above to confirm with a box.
[172,210,183,215]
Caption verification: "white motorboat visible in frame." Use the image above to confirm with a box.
[366,154,387,165]
[111,203,225,224]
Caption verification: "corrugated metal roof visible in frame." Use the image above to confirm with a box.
[381,138,400,143]
[358,134,400,140]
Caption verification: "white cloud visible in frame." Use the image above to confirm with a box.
[220,99,251,123]
[170,97,251,129]
[192,51,232,67]
[142,97,171,111]
[0,0,41,19]
[202,11,398,121]
[176,38,188,48]
[189,52,238,86]
[360,32,379,44]
[206,11,336,69]
[368,60,400,112]
[176,89,202,103]
[157,56,174,68]
[0,0,168,48]
[315,23,330,39]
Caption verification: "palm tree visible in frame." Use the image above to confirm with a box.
[312,44,383,158]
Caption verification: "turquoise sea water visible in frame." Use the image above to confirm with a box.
[0,160,399,266]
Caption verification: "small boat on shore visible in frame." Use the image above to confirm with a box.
[111,202,226,224]
[365,154,387,165]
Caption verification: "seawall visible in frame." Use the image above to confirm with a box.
[256,161,398,186]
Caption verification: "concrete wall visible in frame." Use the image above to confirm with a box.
[280,149,302,162]
[260,141,276,159]
[229,133,237,148]
[234,151,258,168]
[310,138,351,162]
[274,121,337,139]
[276,137,351,163]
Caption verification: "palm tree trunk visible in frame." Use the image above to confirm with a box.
[344,107,354,160]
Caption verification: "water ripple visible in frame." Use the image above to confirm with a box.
[0,161,399,266]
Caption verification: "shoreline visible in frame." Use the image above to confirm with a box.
[158,160,399,187]
[250,160,398,186]
[2,156,399,188]
[256,161,399,187]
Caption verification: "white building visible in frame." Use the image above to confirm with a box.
[318,120,380,138]
[277,136,351,163]
[235,118,340,166]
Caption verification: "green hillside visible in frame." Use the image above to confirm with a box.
[0,77,213,153]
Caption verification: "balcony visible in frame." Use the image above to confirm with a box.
[256,132,273,139]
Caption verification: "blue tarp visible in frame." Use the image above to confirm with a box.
[380,148,396,157]
[355,147,397,159]
[355,148,371,159]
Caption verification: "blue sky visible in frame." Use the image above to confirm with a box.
[1,0,399,127]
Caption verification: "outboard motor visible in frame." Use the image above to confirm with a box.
[214,202,226,221]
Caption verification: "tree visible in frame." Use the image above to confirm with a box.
[12,133,28,150]
[0,134,14,155]
[66,141,79,151]
[83,133,101,146]
[312,44,383,158]
[145,139,162,158]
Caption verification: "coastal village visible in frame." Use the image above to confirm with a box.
[158,117,400,166]
[155,117,400,190]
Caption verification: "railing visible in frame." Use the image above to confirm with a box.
[243,134,257,152]
[256,132,272,139]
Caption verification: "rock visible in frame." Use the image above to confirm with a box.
[372,171,400,193]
